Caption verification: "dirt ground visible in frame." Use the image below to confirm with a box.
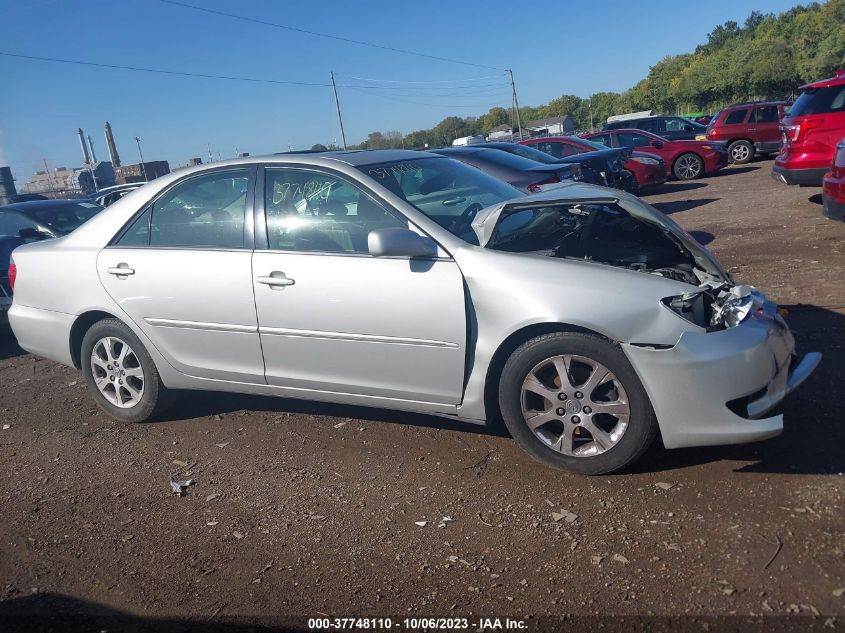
[1,160,844,631]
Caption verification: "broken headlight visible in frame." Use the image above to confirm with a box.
[710,284,766,329]
[662,289,711,328]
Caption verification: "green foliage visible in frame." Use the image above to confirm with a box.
[339,1,845,148]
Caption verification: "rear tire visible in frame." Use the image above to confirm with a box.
[728,140,754,164]
[80,318,170,423]
[498,332,658,475]
[672,153,704,180]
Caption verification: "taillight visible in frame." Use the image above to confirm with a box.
[8,261,16,290]
[781,118,824,143]
[527,175,559,192]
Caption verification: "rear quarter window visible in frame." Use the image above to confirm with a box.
[724,109,749,125]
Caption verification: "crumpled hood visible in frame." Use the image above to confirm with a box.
[470,184,730,282]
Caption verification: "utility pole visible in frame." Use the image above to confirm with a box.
[331,71,348,150]
[42,159,56,193]
[207,144,214,164]
[508,69,523,141]
[135,137,148,182]
[589,98,593,132]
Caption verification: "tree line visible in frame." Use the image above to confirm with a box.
[313,0,844,151]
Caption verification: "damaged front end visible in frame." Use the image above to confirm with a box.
[471,188,821,447]
[471,189,784,333]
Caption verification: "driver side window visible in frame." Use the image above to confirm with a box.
[264,168,406,253]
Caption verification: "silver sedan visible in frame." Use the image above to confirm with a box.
[8,150,820,474]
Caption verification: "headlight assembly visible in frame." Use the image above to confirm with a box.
[631,156,659,165]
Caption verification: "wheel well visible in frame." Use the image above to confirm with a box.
[727,138,753,146]
[482,322,610,428]
[69,310,119,369]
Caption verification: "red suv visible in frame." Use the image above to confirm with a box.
[774,70,845,186]
[706,101,791,164]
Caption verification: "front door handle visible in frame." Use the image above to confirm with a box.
[257,272,295,287]
[107,264,135,276]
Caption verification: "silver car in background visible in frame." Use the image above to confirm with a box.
[8,150,820,474]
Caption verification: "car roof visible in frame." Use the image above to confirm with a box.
[799,70,845,90]
[0,199,96,212]
[525,136,583,143]
[722,100,792,109]
[275,148,439,166]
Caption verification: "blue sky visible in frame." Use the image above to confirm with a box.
[0,0,802,182]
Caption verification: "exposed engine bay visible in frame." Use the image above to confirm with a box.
[483,201,765,331]
[487,202,703,284]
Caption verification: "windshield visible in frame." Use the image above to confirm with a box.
[358,156,521,242]
[29,202,103,235]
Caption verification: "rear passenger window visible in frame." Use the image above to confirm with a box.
[753,106,779,123]
[264,168,405,253]
[724,109,749,125]
[116,208,151,246]
[148,170,250,249]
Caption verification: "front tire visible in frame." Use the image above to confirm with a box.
[81,318,169,422]
[498,333,658,475]
[728,140,754,164]
[673,153,704,180]
[618,169,639,195]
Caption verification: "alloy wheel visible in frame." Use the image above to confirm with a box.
[731,144,750,162]
[90,336,145,408]
[520,354,630,457]
[676,155,702,179]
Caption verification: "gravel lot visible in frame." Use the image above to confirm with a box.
[1,160,844,630]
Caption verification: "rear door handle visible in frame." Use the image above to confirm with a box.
[257,272,295,287]
[107,264,135,276]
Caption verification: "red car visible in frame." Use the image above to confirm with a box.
[774,71,845,186]
[582,129,729,180]
[519,136,667,193]
[822,138,845,221]
[706,100,791,164]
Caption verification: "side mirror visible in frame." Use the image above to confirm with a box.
[651,140,664,149]
[368,227,437,258]
[18,227,49,240]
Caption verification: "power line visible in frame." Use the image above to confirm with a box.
[345,73,508,85]
[344,86,507,109]
[0,50,333,86]
[158,0,504,71]
[0,51,509,94]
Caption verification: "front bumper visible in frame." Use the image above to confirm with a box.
[623,307,820,449]
[772,165,827,186]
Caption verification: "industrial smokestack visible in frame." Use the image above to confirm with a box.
[87,135,97,163]
[78,128,91,165]
[104,121,121,167]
